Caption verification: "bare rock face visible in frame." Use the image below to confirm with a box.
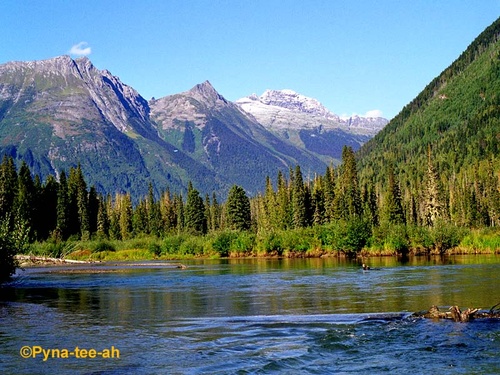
[0,55,152,137]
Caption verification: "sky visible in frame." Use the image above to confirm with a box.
[1,1,499,119]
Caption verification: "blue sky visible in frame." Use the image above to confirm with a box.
[1,1,498,119]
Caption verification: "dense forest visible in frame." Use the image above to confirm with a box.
[1,142,499,280]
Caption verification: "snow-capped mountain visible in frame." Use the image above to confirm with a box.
[236,89,387,136]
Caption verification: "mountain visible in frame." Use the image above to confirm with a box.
[149,81,327,193]
[236,89,387,162]
[0,55,387,200]
[0,56,225,198]
[357,16,500,210]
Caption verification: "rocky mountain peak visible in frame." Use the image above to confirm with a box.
[257,89,337,119]
[187,80,228,106]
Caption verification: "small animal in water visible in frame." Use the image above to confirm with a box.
[362,263,370,270]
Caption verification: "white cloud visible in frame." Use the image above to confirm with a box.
[340,109,383,119]
[69,42,91,56]
[364,109,383,118]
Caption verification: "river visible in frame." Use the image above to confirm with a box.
[1,256,499,374]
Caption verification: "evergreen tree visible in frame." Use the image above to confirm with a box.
[15,162,35,238]
[119,193,133,240]
[185,183,206,234]
[56,171,69,240]
[132,198,149,235]
[108,195,121,240]
[209,192,221,232]
[383,167,405,225]
[334,147,362,220]
[276,171,292,229]
[68,165,90,238]
[175,193,185,233]
[147,183,162,236]
[323,165,336,222]
[362,182,379,227]
[39,175,59,239]
[424,146,444,226]
[311,175,325,226]
[161,188,177,233]
[292,165,307,228]
[0,156,18,220]
[226,185,251,231]
[96,195,110,239]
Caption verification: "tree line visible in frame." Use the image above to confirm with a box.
[1,145,499,280]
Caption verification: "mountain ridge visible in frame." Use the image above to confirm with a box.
[0,55,385,199]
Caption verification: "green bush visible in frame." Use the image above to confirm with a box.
[179,236,205,255]
[232,232,255,253]
[384,224,409,254]
[407,225,433,252]
[281,228,313,252]
[148,243,162,257]
[431,221,469,253]
[162,234,188,255]
[92,240,116,253]
[259,232,283,255]
[211,231,237,257]
[333,219,371,255]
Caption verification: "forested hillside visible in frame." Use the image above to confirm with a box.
[357,16,500,228]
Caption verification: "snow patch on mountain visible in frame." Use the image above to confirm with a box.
[236,89,387,135]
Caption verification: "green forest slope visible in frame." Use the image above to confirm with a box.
[357,16,500,227]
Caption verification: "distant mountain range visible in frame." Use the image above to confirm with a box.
[236,89,386,163]
[0,55,386,198]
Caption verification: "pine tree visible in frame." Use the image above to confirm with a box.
[292,165,307,228]
[39,175,59,239]
[209,192,221,232]
[147,183,162,236]
[119,193,133,240]
[334,147,362,220]
[323,165,335,222]
[15,162,35,237]
[311,175,325,226]
[68,165,89,238]
[276,170,292,230]
[424,146,443,226]
[96,195,110,239]
[0,156,18,220]
[383,167,405,225]
[226,185,251,231]
[56,171,69,240]
[185,182,206,234]
[132,198,149,235]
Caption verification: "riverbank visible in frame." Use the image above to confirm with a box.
[20,225,500,264]
[17,245,499,265]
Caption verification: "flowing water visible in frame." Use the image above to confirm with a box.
[1,256,499,374]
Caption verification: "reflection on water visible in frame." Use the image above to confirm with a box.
[1,256,499,374]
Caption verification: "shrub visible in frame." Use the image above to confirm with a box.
[92,240,116,253]
[333,219,371,255]
[162,234,188,255]
[259,232,283,255]
[407,225,433,253]
[179,236,205,255]
[384,224,409,254]
[232,232,255,254]
[431,221,469,253]
[148,243,162,257]
[281,229,313,253]
[211,231,237,257]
